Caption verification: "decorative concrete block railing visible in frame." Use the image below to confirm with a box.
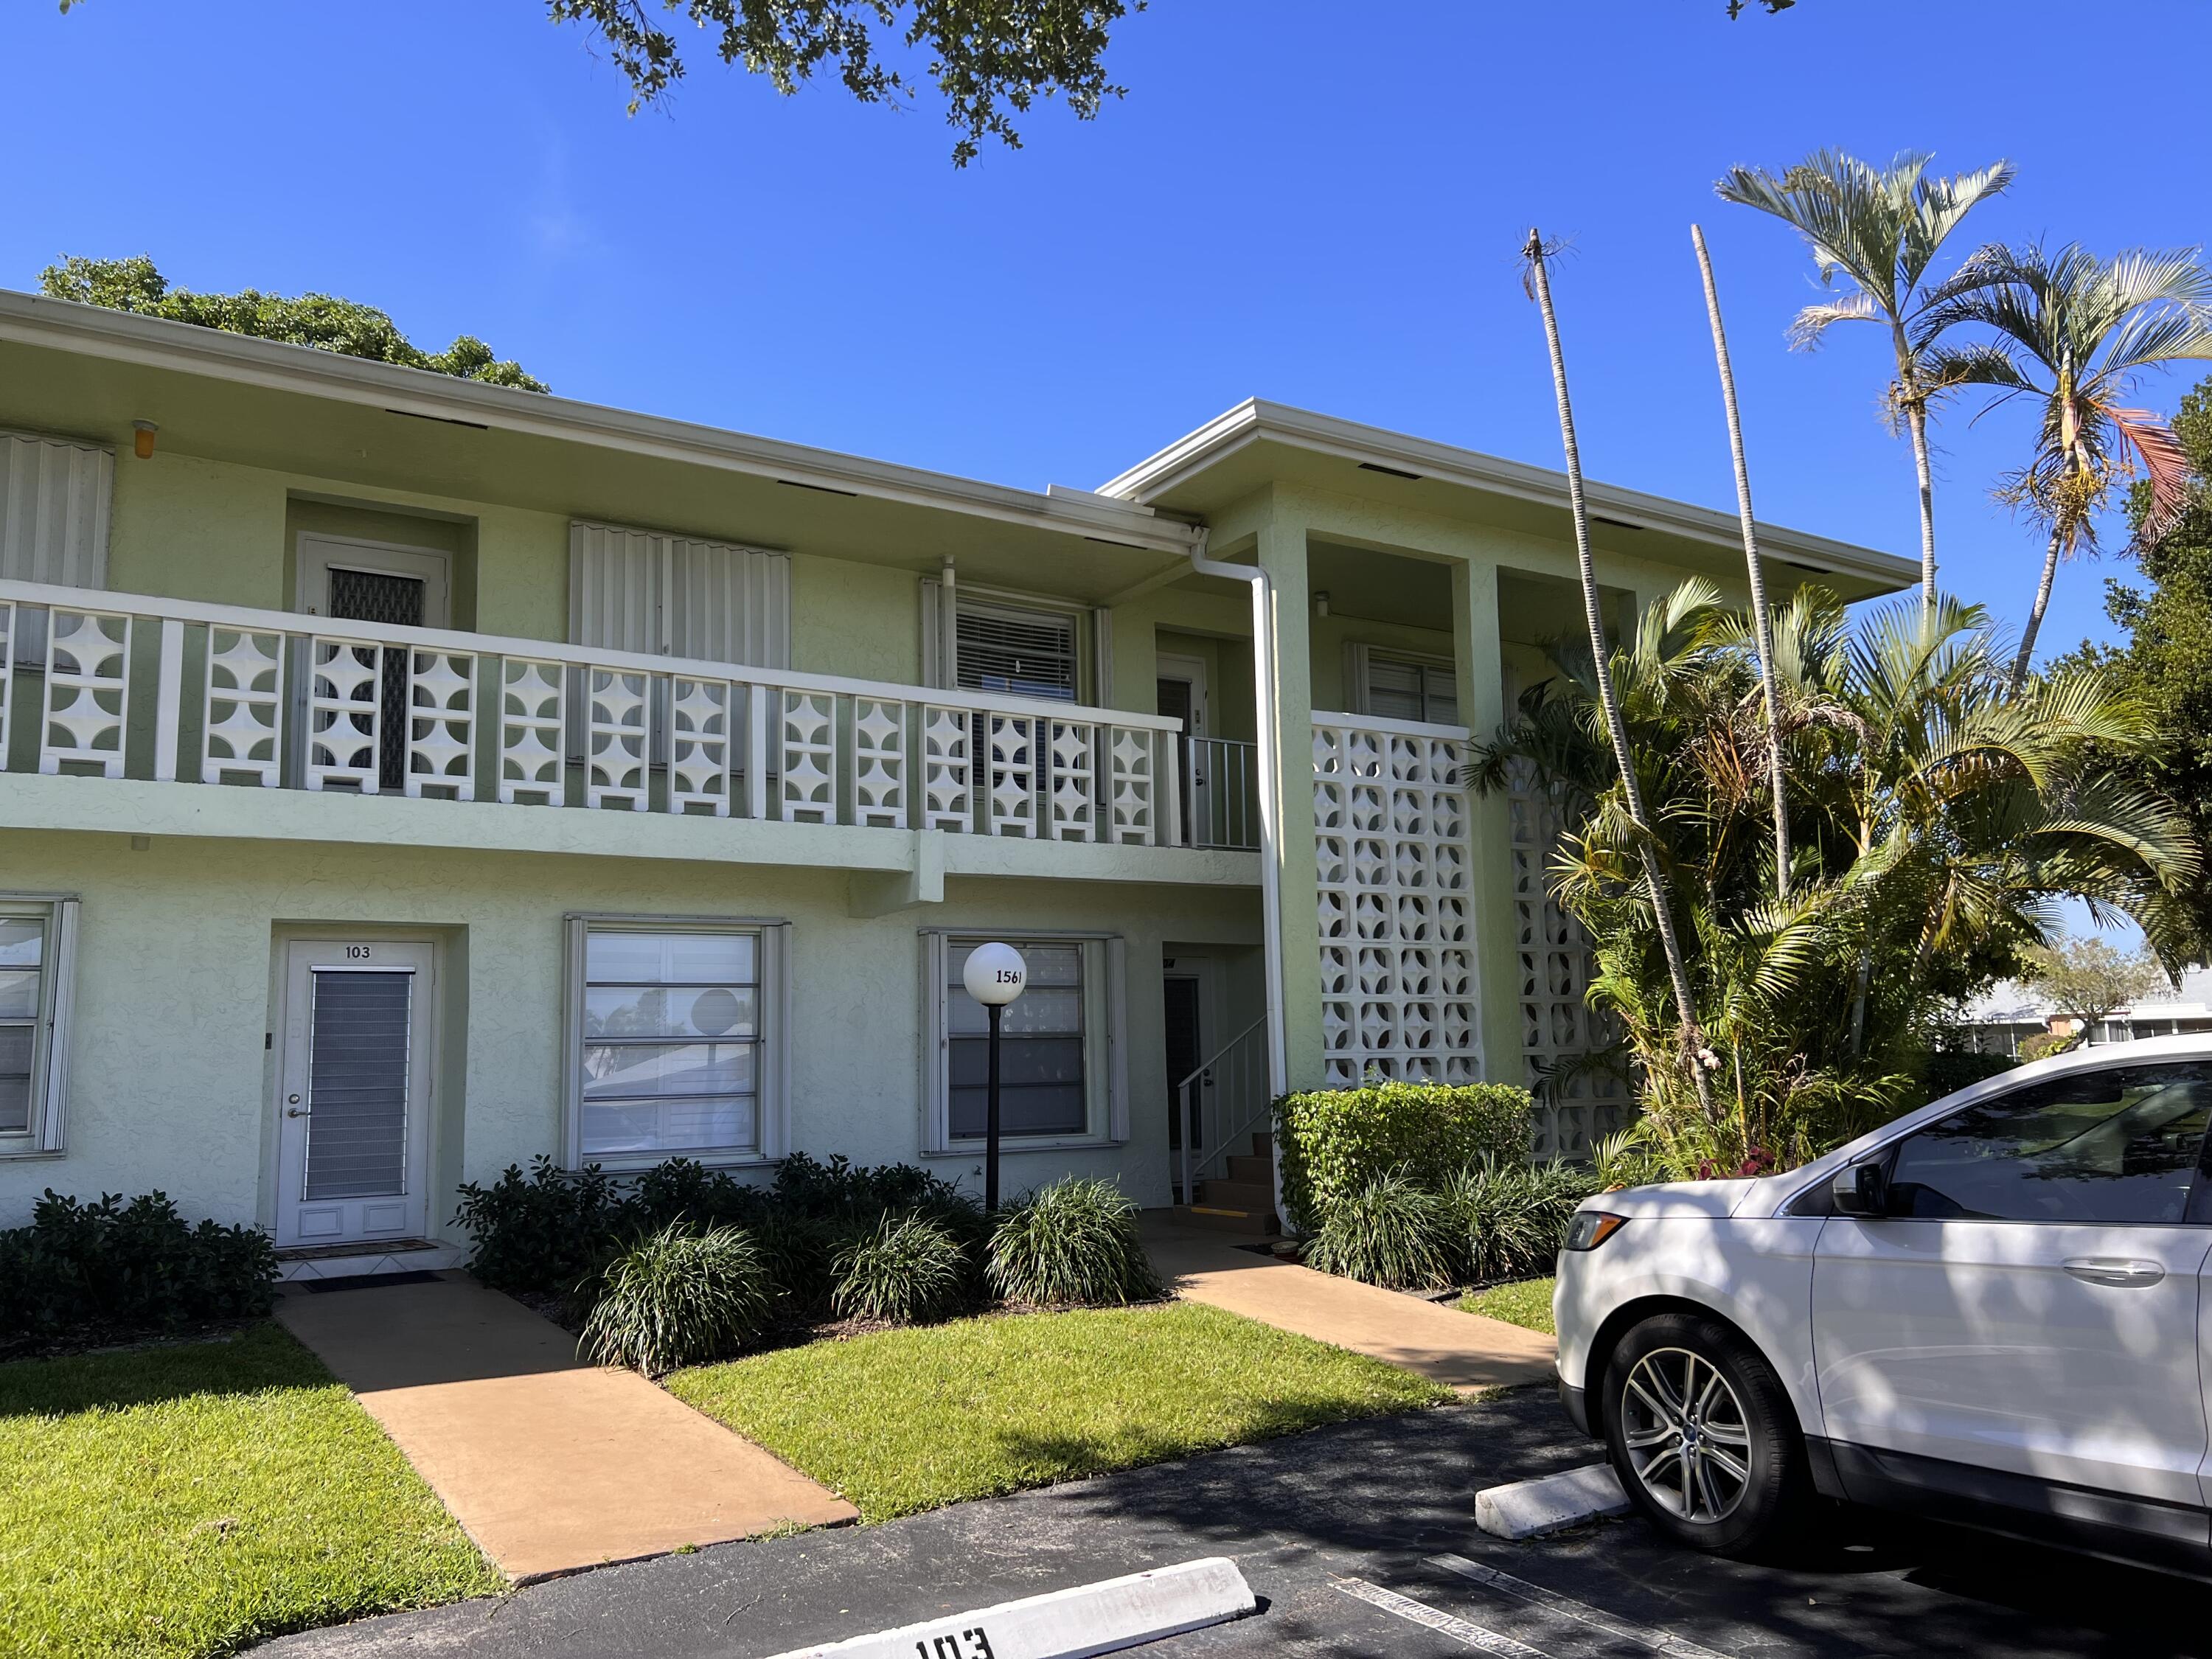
[1310,709,1480,1088]
[0,581,1186,846]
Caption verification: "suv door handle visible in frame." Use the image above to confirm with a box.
[2062,1258,2166,1287]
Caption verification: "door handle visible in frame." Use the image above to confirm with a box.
[286,1107,311,1118]
[2062,1258,2166,1287]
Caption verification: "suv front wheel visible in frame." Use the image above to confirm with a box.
[1601,1310,1806,1556]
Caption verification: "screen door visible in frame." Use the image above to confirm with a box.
[274,940,435,1247]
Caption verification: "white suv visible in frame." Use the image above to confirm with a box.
[1554,1034,2212,1570]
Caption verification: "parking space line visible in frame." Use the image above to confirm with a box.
[1427,1554,1733,1659]
[1332,1577,1554,1658]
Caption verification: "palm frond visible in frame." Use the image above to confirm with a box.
[1787,291,1880,350]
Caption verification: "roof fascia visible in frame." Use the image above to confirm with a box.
[1100,398,1916,588]
[0,290,1200,557]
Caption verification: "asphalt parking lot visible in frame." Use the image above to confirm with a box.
[264,1388,2212,1659]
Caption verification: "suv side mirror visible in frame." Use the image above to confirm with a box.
[1832,1158,1890,1217]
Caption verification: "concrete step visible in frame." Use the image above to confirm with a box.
[1194,1178,1275,1213]
[1249,1131,1273,1158]
[1224,1154,1273,1186]
[1176,1203,1277,1237]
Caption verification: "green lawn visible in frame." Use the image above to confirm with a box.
[1460,1277,1557,1335]
[0,1323,499,1659]
[669,1301,1450,1522]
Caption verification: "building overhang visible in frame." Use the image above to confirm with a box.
[0,289,1203,599]
[1100,398,1919,599]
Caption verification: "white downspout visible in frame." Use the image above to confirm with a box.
[1186,534,1290,1109]
[939,554,959,689]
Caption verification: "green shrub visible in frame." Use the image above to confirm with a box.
[0,1190,276,1346]
[451,1158,624,1295]
[754,1211,843,1315]
[1304,1172,1458,1290]
[988,1178,1164,1307]
[831,1212,970,1324]
[1443,1159,1604,1281]
[1275,1079,1533,1234]
[773,1152,975,1226]
[451,1153,980,1309]
[580,1223,772,1376]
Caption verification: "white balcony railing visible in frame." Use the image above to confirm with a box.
[0,581,1189,847]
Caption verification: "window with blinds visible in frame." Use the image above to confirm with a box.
[1360,650,1459,725]
[564,917,791,1166]
[956,599,1079,702]
[946,939,1087,1139]
[568,521,791,669]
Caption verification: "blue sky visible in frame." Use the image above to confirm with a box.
[4,0,2209,665]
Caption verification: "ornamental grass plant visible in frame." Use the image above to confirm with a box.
[579,1223,772,1376]
[1303,1170,1458,1291]
[830,1211,971,1324]
[1441,1158,1605,1283]
[987,1178,1162,1307]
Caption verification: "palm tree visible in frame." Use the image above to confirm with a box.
[1520,229,1716,1119]
[1921,242,2212,690]
[1692,223,1792,900]
[1472,581,2199,1169]
[1717,150,2015,609]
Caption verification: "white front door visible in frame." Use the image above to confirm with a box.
[275,939,436,1248]
[1812,1057,2212,1506]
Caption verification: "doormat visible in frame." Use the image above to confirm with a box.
[302,1270,442,1294]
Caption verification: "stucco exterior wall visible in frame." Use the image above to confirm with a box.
[0,830,1260,1233]
[94,445,939,680]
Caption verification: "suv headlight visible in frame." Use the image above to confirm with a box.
[1562,1210,1628,1252]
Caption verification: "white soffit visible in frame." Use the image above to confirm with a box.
[1100,397,1918,591]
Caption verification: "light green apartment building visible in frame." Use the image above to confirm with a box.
[0,290,1912,1274]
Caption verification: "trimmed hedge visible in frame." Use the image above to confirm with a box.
[1274,1080,1534,1235]
[0,1189,277,1347]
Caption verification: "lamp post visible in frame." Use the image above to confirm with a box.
[962,942,1028,1212]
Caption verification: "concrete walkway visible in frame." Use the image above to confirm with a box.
[276,1274,855,1582]
[1140,1216,1557,1394]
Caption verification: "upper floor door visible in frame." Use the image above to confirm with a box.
[295,534,453,793]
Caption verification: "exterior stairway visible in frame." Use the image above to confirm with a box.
[1177,1132,1279,1235]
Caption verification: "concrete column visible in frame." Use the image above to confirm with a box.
[1452,557,1523,1087]
[1255,505,1324,1093]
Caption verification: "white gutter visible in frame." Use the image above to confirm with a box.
[0,291,1202,559]
[1187,535,1290,1105]
[1106,398,1917,591]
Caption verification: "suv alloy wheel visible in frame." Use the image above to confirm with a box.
[1602,1310,1807,1555]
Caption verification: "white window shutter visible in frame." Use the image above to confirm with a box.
[919,930,951,1152]
[568,520,790,669]
[760,922,794,1160]
[569,522,664,655]
[0,431,112,588]
[560,915,588,1166]
[1105,935,1129,1144]
[919,577,950,691]
[1091,608,1116,706]
[36,898,77,1152]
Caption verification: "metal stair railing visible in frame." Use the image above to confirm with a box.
[1174,1015,1270,1208]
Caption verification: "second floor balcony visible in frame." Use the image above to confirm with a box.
[0,580,1261,883]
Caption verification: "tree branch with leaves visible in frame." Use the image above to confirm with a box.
[544,0,1138,164]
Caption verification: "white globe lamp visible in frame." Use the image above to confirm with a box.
[963,942,1027,1211]
[963,941,1029,1007]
